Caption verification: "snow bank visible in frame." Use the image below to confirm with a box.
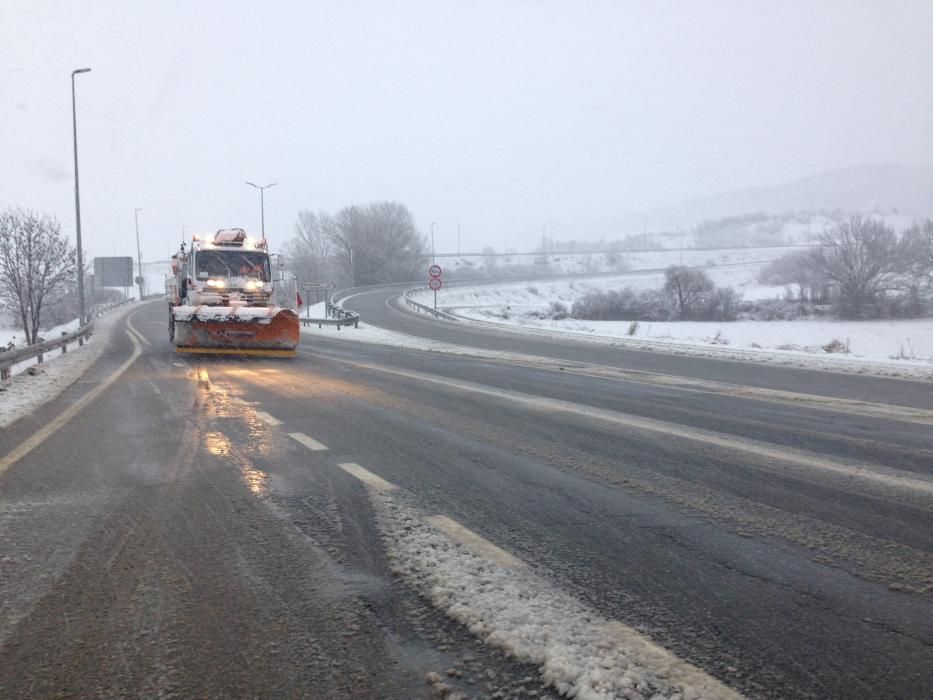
[407,273,933,379]
[0,304,139,428]
[371,488,742,700]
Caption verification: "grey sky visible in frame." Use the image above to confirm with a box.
[2,0,932,261]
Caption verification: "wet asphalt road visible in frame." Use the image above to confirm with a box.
[0,298,931,699]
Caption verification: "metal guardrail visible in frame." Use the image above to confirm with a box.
[0,298,134,381]
[401,288,460,321]
[0,325,93,380]
[299,297,360,330]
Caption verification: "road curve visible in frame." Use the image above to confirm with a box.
[340,283,933,409]
[0,300,930,698]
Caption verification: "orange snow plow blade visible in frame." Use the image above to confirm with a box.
[172,306,300,356]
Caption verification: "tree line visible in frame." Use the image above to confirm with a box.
[287,202,427,288]
[571,215,933,323]
[759,215,933,318]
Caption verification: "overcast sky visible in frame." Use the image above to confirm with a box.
[2,0,932,262]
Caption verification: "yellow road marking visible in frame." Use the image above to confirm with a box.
[0,329,142,476]
[125,315,150,346]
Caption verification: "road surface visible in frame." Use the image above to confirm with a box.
[1,297,931,698]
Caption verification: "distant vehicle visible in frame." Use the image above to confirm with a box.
[165,229,300,356]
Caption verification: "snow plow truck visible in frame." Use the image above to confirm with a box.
[165,229,300,356]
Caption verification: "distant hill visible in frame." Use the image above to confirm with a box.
[614,164,933,234]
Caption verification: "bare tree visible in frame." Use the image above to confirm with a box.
[293,209,333,259]
[757,249,824,301]
[287,209,339,284]
[898,219,933,287]
[0,207,77,344]
[287,202,427,288]
[663,265,714,319]
[328,202,426,286]
[813,216,901,317]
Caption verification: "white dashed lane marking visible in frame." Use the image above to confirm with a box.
[337,462,395,491]
[289,432,329,451]
[337,459,743,699]
[255,411,282,426]
[425,514,526,570]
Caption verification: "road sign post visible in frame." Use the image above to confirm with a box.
[301,282,336,318]
[428,265,443,311]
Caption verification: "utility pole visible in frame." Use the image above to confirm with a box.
[71,67,91,325]
[457,223,460,256]
[134,208,144,300]
[245,181,276,239]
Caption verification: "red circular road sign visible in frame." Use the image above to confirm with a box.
[428,277,442,291]
[428,264,442,278]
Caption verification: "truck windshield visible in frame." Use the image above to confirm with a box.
[195,250,271,281]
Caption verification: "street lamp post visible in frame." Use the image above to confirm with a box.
[134,208,143,300]
[71,67,91,325]
[245,181,276,239]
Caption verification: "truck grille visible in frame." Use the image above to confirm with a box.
[221,291,269,305]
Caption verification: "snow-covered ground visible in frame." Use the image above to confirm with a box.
[0,303,139,428]
[404,272,933,377]
[293,263,933,380]
[441,243,798,279]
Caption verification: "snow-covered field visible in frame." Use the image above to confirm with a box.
[407,273,933,376]
[286,258,933,380]
[442,243,798,279]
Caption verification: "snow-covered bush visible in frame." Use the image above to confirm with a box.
[548,301,569,320]
[663,266,715,319]
[572,287,671,321]
[703,287,742,321]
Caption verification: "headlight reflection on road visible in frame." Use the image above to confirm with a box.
[241,464,268,496]
[205,431,231,457]
[204,430,268,495]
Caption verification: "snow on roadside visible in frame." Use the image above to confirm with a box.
[371,487,742,700]
[300,302,933,381]
[0,304,138,429]
[406,274,933,379]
